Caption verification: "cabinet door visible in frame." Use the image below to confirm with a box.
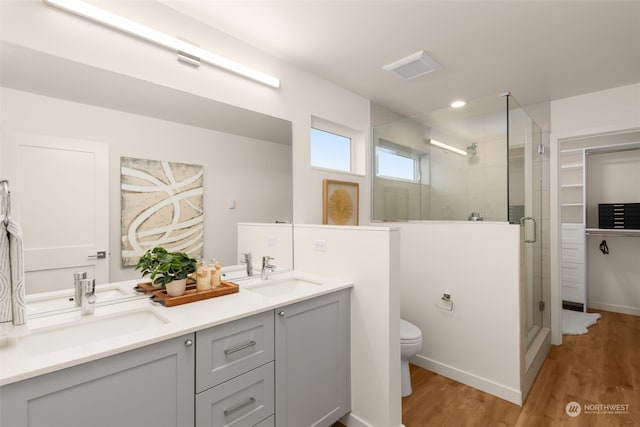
[275,289,351,427]
[0,334,195,427]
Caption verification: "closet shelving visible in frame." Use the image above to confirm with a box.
[585,228,640,237]
[560,141,640,312]
[559,148,587,310]
[559,148,586,224]
[583,141,640,237]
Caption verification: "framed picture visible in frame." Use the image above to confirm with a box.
[323,179,359,225]
[120,157,204,266]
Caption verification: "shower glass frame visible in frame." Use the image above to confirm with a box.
[507,96,544,348]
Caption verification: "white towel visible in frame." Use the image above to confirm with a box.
[0,218,27,336]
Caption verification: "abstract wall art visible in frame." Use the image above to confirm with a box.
[121,157,204,266]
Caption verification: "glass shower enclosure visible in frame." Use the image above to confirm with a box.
[508,96,545,350]
[372,93,544,350]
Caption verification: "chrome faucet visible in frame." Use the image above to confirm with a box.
[74,271,87,307]
[261,256,276,280]
[240,253,253,276]
[80,278,96,315]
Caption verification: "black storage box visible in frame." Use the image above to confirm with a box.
[598,203,640,229]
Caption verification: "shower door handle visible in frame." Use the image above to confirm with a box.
[520,217,536,243]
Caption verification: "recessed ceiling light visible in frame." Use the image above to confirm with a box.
[450,100,466,108]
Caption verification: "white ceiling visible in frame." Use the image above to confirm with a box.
[162,1,640,117]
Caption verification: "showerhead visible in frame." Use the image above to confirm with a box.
[466,142,478,155]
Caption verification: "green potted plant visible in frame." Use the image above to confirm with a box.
[135,247,197,297]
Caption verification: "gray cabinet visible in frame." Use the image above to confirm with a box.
[275,289,351,427]
[0,333,195,427]
[195,311,275,427]
[1,289,351,427]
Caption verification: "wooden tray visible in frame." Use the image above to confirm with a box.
[134,279,196,294]
[150,280,239,307]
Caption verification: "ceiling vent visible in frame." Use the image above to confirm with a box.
[383,50,441,80]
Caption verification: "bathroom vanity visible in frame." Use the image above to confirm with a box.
[0,272,352,427]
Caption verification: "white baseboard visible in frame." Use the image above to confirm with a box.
[340,412,404,427]
[412,355,522,405]
[589,301,640,316]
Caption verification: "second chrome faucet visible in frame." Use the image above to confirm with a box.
[240,253,253,276]
[74,271,96,315]
[261,256,276,280]
[81,278,96,315]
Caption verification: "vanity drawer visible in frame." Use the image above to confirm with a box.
[195,362,274,427]
[196,311,274,393]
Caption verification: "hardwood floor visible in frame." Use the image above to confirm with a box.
[402,309,640,427]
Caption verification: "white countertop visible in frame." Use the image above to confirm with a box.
[0,271,352,386]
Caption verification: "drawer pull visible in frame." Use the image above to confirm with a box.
[224,340,257,355]
[224,397,256,416]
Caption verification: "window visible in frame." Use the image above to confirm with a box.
[375,141,429,184]
[311,127,351,172]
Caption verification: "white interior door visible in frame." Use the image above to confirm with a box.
[2,131,109,294]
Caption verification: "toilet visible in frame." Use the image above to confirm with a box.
[400,319,423,397]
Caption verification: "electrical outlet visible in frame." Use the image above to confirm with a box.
[267,236,277,247]
[314,240,327,252]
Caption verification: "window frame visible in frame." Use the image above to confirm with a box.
[310,126,352,173]
[375,139,429,185]
[310,116,365,176]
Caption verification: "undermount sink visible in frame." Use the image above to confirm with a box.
[26,285,130,314]
[243,278,322,298]
[221,268,250,281]
[18,308,169,354]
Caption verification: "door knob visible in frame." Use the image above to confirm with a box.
[88,251,107,259]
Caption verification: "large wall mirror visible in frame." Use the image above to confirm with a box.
[0,42,293,306]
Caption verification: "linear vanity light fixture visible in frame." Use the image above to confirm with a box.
[429,139,468,156]
[43,0,281,88]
